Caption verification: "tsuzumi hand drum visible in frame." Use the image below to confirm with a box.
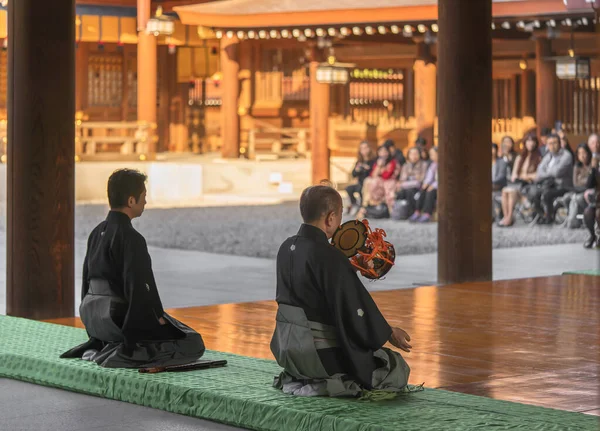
[331,219,395,280]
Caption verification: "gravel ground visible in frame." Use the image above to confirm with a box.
[0,202,588,259]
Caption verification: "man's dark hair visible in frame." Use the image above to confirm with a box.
[107,169,147,209]
[492,143,499,151]
[547,133,561,144]
[300,185,342,223]
[541,127,552,137]
[415,136,427,147]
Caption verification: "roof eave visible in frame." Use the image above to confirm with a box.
[174,0,575,29]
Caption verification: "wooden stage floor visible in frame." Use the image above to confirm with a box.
[50,275,600,416]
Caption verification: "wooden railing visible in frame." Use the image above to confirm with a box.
[556,77,600,136]
[76,121,157,158]
[282,76,310,101]
[248,126,309,160]
[255,72,283,103]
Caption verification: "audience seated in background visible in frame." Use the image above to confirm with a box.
[409,147,438,223]
[345,141,375,214]
[395,147,428,217]
[527,134,573,224]
[498,134,542,227]
[564,143,593,228]
[360,144,398,217]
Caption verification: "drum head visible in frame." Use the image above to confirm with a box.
[331,220,368,258]
[354,242,396,280]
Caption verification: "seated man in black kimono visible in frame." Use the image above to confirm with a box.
[61,169,205,368]
[270,185,412,397]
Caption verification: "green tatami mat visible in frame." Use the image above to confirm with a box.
[0,316,597,431]
[563,270,600,276]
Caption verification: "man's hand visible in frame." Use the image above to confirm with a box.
[158,317,166,325]
[389,327,412,352]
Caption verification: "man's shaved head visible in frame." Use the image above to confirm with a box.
[300,185,342,223]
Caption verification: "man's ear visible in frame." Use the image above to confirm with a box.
[127,196,135,208]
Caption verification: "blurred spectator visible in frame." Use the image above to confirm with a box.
[395,147,428,217]
[587,133,599,169]
[565,143,593,228]
[527,134,573,224]
[360,144,398,217]
[539,127,552,156]
[409,147,438,223]
[582,168,599,248]
[345,141,375,214]
[383,139,406,167]
[492,143,508,191]
[557,130,575,164]
[498,134,542,227]
[500,136,517,176]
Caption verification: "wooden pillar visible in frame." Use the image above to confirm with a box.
[157,45,170,152]
[414,42,436,146]
[521,69,535,118]
[7,0,75,319]
[220,36,240,158]
[309,56,331,184]
[535,38,556,134]
[438,0,492,284]
[403,67,415,118]
[510,75,519,119]
[137,0,157,155]
[75,42,88,114]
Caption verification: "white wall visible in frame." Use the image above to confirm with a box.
[0,156,355,206]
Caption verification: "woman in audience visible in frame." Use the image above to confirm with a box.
[558,130,575,164]
[565,143,593,228]
[360,144,398,215]
[345,141,375,214]
[409,147,438,223]
[419,145,432,168]
[498,134,542,227]
[396,147,428,216]
[500,136,518,176]
[583,167,599,248]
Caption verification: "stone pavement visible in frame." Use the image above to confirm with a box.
[0,236,597,315]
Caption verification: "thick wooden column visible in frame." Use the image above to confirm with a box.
[309,57,331,184]
[438,0,492,284]
[414,42,437,146]
[7,0,75,319]
[521,69,535,118]
[220,36,240,158]
[535,38,556,134]
[137,0,157,154]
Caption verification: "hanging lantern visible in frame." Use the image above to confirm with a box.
[146,6,175,36]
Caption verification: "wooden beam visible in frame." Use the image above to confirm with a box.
[438,0,492,284]
[7,0,75,319]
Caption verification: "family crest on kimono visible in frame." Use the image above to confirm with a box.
[270,185,412,397]
[61,169,205,368]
